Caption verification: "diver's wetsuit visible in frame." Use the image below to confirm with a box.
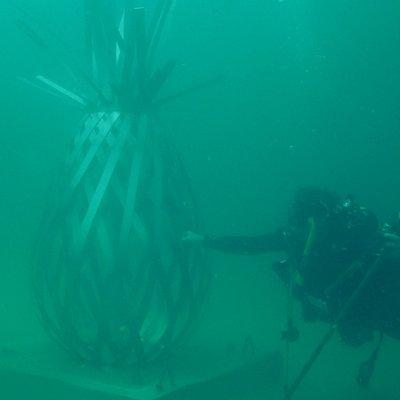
[205,230,287,254]
[204,188,400,346]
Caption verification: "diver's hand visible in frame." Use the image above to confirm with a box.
[182,231,205,245]
[384,233,400,242]
[383,233,400,249]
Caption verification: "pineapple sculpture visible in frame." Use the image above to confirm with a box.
[24,0,210,366]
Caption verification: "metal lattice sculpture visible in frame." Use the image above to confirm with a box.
[22,1,211,366]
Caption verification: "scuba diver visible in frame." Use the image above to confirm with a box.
[183,187,400,385]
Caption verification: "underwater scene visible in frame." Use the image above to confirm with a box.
[1,1,400,399]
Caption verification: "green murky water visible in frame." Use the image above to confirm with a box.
[1,1,400,399]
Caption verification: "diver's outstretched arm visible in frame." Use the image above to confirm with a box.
[183,230,287,255]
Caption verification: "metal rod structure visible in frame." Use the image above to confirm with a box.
[24,0,211,367]
[147,0,175,68]
[36,75,88,106]
[18,76,75,104]
[284,255,384,400]
[132,7,147,103]
[154,75,224,107]
[16,16,108,105]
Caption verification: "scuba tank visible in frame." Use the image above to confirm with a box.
[357,332,384,387]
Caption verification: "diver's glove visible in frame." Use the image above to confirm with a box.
[383,233,400,248]
[182,231,205,245]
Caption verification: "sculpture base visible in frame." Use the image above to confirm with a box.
[0,341,283,400]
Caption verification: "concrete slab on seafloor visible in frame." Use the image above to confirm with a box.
[0,341,283,400]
